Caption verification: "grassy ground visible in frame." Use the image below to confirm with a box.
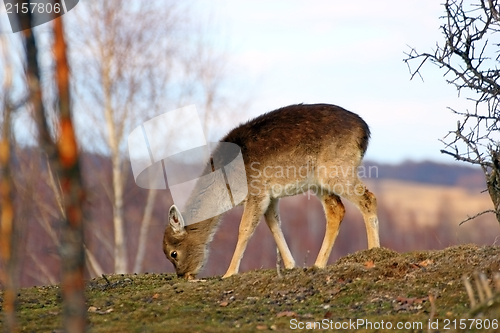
[2,244,500,332]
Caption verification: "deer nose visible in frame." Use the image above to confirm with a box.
[178,272,195,280]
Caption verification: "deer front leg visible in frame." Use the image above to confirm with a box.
[264,198,295,269]
[223,198,267,278]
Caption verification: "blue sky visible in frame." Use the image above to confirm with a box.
[0,1,481,165]
[204,0,477,164]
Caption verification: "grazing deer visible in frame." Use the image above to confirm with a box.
[163,104,380,279]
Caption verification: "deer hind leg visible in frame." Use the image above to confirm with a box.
[343,182,380,249]
[314,192,345,268]
[223,197,268,278]
[264,198,295,269]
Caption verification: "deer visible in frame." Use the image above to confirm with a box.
[163,103,380,279]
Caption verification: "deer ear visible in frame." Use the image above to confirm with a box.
[169,205,186,235]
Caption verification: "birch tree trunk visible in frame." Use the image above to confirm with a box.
[102,50,128,273]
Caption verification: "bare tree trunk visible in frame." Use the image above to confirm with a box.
[133,189,157,273]
[102,52,128,274]
[18,7,87,332]
[53,14,87,332]
[487,152,500,223]
[0,36,18,332]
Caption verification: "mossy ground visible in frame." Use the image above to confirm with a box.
[2,244,500,332]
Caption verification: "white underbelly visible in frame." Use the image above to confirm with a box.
[267,177,318,199]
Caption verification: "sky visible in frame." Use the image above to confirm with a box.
[0,1,483,165]
[202,0,478,164]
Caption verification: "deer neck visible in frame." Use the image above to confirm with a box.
[185,213,223,246]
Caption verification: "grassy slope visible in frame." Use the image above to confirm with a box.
[2,244,500,332]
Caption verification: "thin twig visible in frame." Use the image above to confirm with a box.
[101,274,111,287]
[459,209,496,225]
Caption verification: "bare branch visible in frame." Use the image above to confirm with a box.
[405,0,500,225]
[459,209,496,225]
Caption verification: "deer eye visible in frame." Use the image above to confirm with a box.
[171,251,177,259]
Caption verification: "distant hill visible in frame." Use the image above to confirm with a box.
[364,160,485,188]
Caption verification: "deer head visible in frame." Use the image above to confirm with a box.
[163,205,210,279]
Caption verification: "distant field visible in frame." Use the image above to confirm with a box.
[369,179,496,228]
[366,179,500,249]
